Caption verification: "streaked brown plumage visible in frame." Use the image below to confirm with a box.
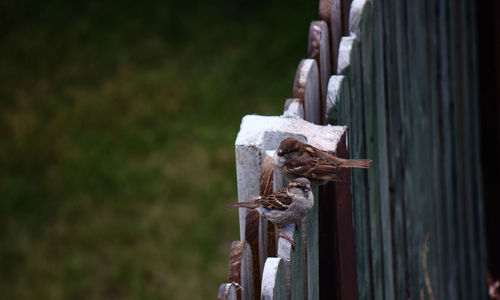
[228,178,313,224]
[228,178,314,248]
[275,137,372,185]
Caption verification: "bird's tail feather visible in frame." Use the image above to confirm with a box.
[340,159,372,168]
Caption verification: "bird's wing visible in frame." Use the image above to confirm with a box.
[285,156,342,181]
[257,188,291,211]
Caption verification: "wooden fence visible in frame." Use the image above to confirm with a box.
[219,0,487,299]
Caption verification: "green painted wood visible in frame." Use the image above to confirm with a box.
[371,0,395,299]
[436,0,458,298]
[356,2,387,300]
[403,1,440,298]
[445,0,469,298]
[424,0,446,298]
[339,37,373,300]
[464,0,488,296]
[330,0,486,299]
[307,186,319,300]
[290,225,304,300]
[386,1,410,298]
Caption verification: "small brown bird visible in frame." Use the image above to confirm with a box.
[228,178,313,248]
[275,137,372,185]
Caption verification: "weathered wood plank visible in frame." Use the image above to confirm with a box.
[308,20,331,124]
[385,0,410,298]
[328,0,486,299]
[325,75,346,124]
[337,36,354,75]
[456,0,487,297]
[320,130,358,300]
[402,0,436,298]
[218,283,239,300]
[307,186,319,300]
[338,34,373,300]
[261,258,286,300]
[461,0,488,296]
[422,0,446,298]
[341,0,352,35]
[319,0,332,22]
[244,210,262,300]
[228,240,254,300]
[283,98,305,119]
[292,59,321,124]
[330,0,342,73]
[437,0,464,298]
[371,0,395,298]
[260,155,277,260]
[276,223,303,300]
[353,2,386,299]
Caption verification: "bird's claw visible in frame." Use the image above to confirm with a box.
[279,232,296,249]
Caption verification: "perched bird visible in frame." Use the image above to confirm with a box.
[228,178,313,248]
[275,137,372,185]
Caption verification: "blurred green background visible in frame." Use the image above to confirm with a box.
[0,1,316,299]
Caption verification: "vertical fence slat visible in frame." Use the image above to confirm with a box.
[228,241,254,300]
[306,186,319,300]
[338,33,373,300]
[218,283,239,300]
[330,0,342,73]
[308,20,331,124]
[356,1,388,300]
[260,155,277,260]
[293,59,321,124]
[371,0,395,298]
[244,210,262,300]
[283,98,305,119]
[319,0,332,22]
[261,258,286,300]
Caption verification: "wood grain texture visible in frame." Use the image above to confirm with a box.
[330,0,342,73]
[308,21,332,124]
[244,210,261,300]
[292,59,321,124]
[228,241,254,300]
[318,130,358,300]
[330,0,486,298]
[261,154,277,260]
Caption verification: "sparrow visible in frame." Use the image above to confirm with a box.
[275,137,372,185]
[228,178,313,248]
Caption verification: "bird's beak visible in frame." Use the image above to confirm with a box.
[305,184,311,192]
[276,148,283,155]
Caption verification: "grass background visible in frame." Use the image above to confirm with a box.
[0,1,317,299]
